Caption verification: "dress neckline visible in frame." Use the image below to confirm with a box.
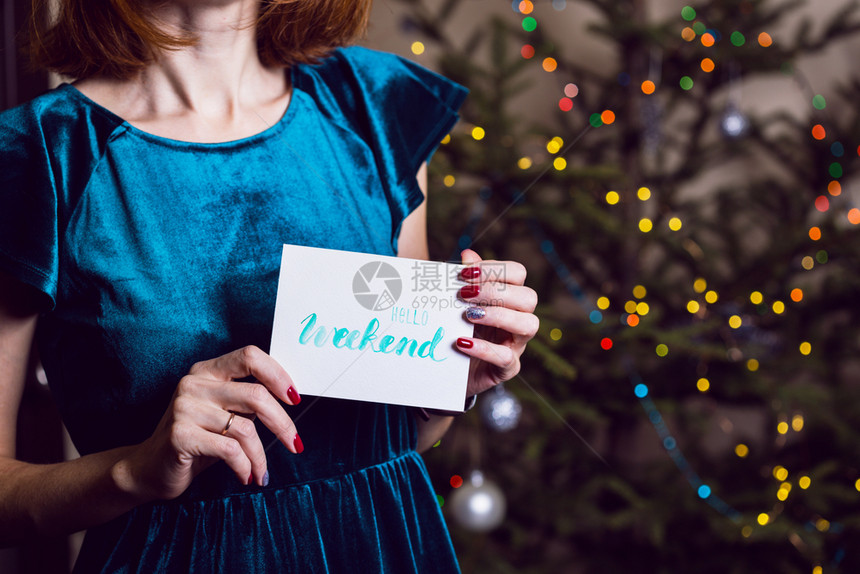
[59,66,299,150]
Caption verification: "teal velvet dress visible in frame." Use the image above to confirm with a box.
[0,46,467,572]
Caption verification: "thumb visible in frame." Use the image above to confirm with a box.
[460,248,483,266]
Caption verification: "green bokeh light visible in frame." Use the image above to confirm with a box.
[522,17,537,32]
[730,31,745,46]
[680,76,694,90]
[681,6,696,21]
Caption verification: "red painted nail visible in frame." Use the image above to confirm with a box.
[248,472,254,486]
[459,284,480,299]
[293,433,304,454]
[457,338,474,349]
[460,266,481,280]
[287,385,301,405]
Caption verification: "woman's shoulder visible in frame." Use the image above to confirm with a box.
[1,84,125,164]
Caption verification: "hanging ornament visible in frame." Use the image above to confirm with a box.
[449,470,506,532]
[720,103,749,139]
[479,384,522,432]
[721,64,749,139]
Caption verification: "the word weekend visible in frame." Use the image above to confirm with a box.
[298,313,446,361]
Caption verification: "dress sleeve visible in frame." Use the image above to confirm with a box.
[326,47,468,252]
[0,105,59,312]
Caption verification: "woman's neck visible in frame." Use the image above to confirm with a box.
[73,0,291,143]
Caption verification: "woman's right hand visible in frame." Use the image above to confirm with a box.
[122,345,302,501]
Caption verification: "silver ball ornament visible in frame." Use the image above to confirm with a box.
[479,384,522,432]
[449,471,506,532]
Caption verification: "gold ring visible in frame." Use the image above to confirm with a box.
[221,411,236,436]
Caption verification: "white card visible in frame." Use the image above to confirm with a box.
[270,245,475,411]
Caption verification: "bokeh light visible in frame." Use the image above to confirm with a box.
[701,33,715,47]
[553,157,567,170]
[808,226,821,240]
[750,291,763,305]
[849,208,860,225]
[521,44,535,59]
[605,191,620,205]
[641,80,656,95]
[790,288,803,302]
[411,42,425,55]
[564,83,579,98]
[550,328,562,341]
[705,290,718,304]
[632,285,647,299]
[758,32,773,47]
[637,187,651,200]
[542,57,558,72]
[701,58,715,73]
[518,156,532,170]
[687,300,700,313]
[472,126,485,140]
[696,378,710,392]
[735,444,749,457]
[639,218,653,232]
[597,296,610,310]
[668,217,682,231]
[799,341,811,355]
[694,278,707,293]
[600,337,613,350]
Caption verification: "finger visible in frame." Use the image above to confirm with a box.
[217,381,302,455]
[177,423,253,486]
[458,259,528,287]
[206,407,268,486]
[458,282,537,313]
[455,336,520,381]
[189,346,300,405]
[464,305,539,344]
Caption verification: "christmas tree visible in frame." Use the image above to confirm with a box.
[381,0,860,571]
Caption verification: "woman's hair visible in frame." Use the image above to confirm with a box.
[26,0,373,79]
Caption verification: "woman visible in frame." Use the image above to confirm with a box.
[0,0,539,571]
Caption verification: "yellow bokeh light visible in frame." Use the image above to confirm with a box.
[632,285,647,299]
[801,256,814,270]
[687,300,700,314]
[637,187,651,201]
[546,140,561,154]
[668,217,682,231]
[813,567,823,574]
[815,518,830,532]
[791,414,804,431]
[757,513,769,526]
[735,443,749,458]
[799,342,811,355]
[550,328,562,341]
[773,466,788,481]
[799,476,811,489]
[411,41,425,55]
[728,315,742,329]
[441,134,451,145]
[606,191,620,205]
[777,422,789,435]
[472,126,485,140]
[553,157,567,171]
[517,156,533,170]
[750,291,763,305]
[637,302,650,316]
[443,175,456,187]
[855,478,860,492]
[773,300,785,314]
[624,300,638,314]
[705,290,718,304]
[639,218,653,232]
[741,525,753,538]
[776,488,789,501]
[551,136,564,146]
[747,359,759,371]
[597,296,610,310]
[694,278,707,293]
[697,378,710,392]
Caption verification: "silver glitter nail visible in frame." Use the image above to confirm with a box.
[465,306,486,320]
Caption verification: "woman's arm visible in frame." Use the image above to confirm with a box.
[398,163,455,454]
[0,274,149,545]
[0,273,304,545]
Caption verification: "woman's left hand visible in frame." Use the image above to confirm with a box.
[456,249,539,397]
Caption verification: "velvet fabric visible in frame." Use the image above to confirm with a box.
[0,47,467,573]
